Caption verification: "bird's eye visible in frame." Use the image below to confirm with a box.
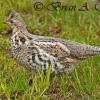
[10,20,13,23]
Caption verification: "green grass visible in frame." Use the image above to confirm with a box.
[0,0,100,99]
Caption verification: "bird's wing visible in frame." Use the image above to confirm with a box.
[31,41,76,65]
[34,41,70,58]
[31,36,87,59]
[34,41,77,71]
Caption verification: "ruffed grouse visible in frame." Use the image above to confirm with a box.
[6,12,100,74]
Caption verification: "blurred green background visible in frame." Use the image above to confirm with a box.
[0,0,100,99]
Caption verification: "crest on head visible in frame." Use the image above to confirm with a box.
[7,11,26,29]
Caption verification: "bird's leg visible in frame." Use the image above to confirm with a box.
[28,65,37,86]
[42,64,47,76]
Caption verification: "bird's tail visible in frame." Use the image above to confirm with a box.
[84,46,100,56]
[63,40,100,59]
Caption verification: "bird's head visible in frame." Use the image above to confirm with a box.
[6,11,26,29]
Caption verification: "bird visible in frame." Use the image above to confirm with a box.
[6,11,100,75]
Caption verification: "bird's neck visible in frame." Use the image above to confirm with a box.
[12,26,28,34]
[11,26,38,46]
[11,26,31,49]
[11,26,36,46]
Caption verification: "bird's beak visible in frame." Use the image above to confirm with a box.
[3,21,7,24]
[3,18,9,24]
[3,20,9,25]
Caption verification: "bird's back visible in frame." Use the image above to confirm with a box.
[32,35,100,59]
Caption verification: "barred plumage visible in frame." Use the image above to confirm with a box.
[6,11,100,74]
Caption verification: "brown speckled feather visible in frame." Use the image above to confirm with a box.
[7,11,100,74]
